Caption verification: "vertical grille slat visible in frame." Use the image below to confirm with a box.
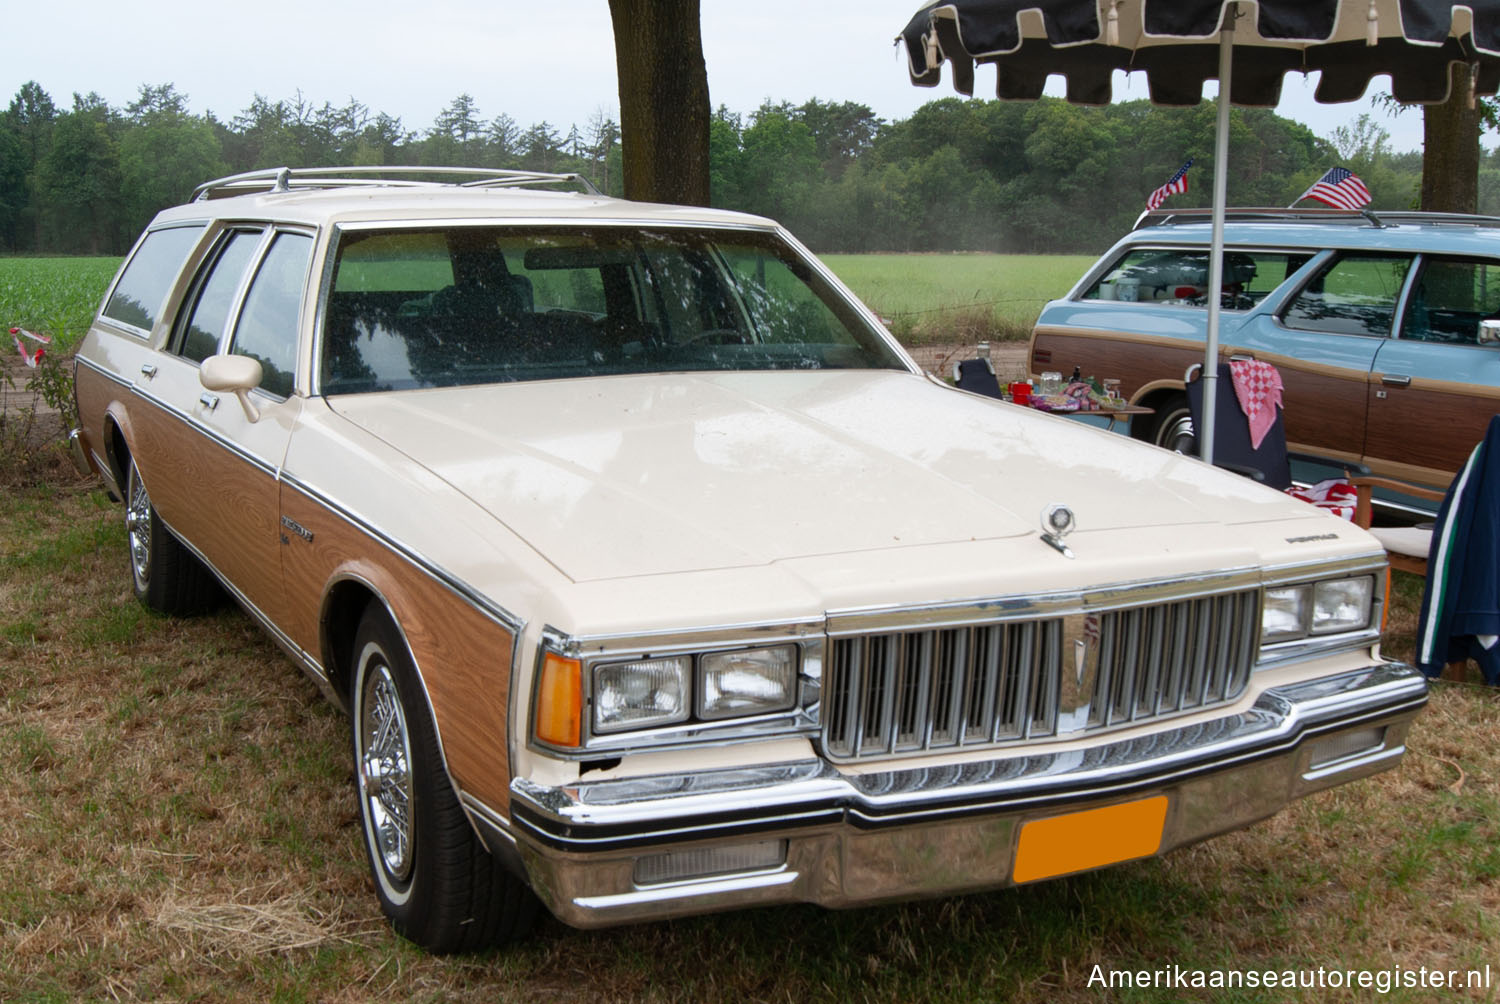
[824,588,1260,761]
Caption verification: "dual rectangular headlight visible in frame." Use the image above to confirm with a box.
[1262,576,1374,644]
[593,645,798,735]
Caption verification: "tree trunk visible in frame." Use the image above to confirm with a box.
[607,0,711,206]
[1420,62,1480,213]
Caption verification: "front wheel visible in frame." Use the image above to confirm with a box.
[351,606,538,953]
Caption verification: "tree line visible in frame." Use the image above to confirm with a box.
[5,79,1492,258]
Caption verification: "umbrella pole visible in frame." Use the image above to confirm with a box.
[1202,3,1237,467]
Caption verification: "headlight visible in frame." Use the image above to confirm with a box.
[585,646,801,738]
[593,656,690,733]
[1311,577,1374,634]
[1262,585,1312,642]
[1262,576,1374,645]
[698,646,797,719]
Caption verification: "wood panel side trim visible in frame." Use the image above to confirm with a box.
[280,474,524,814]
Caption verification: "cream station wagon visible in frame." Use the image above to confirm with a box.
[70,168,1427,953]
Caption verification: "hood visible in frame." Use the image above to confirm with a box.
[327,371,1303,582]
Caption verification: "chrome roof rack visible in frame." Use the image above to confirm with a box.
[191,166,602,202]
[1133,206,1500,231]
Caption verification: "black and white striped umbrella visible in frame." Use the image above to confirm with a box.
[898,1,1500,460]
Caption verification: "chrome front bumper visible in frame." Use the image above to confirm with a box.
[495,662,1426,929]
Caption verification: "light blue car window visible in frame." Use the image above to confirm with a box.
[1282,253,1412,338]
[1401,257,1500,346]
[1083,247,1309,310]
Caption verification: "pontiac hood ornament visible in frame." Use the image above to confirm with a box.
[1040,503,1076,559]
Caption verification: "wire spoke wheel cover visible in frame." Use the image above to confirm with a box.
[347,606,540,952]
[359,658,415,891]
[126,460,153,587]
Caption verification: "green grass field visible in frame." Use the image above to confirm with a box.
[822,253,1095,343]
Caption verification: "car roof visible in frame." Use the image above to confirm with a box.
[1122,207,1500,255]
[149,167,780,232]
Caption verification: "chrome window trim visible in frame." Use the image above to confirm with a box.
[1276,248,1419,340]
[1388,251,1500,344]
[97,221,213,340]
[169,225,271,360]
[224,225,319,404]
[310,218,915,397]
[1072,243,1325,309]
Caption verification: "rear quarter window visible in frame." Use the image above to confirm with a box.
[1081,247,1308,310]
[101,225,206,335]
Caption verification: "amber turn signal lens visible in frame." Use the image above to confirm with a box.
[535,653,583,748]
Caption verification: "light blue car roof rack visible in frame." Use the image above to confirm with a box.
[191,166,602,202]
[1134,206,1500,231]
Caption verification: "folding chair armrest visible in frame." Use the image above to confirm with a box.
[1342,471,1446,529]
[1344,473,1446,502]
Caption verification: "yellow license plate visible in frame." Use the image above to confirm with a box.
[1012,795,1169,884]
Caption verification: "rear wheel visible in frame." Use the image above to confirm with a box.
[124,457,220,614]
[351,606,538,953]
[1144,393,1195,454]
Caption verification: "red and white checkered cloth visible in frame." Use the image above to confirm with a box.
[1229,359,1283,449]
[1286,478,1357,521]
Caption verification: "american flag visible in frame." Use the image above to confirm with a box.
[1295,167,1372,210]
[1146,159,1192,211]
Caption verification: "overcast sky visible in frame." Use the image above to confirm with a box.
[8,0,1428,153]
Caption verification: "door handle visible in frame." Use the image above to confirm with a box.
[1229,353,1256,362]
[1380,374,1412,387]
[198,392,219,411]
[139,363,157,379]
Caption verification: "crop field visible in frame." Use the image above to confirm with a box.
[0,256,121,348]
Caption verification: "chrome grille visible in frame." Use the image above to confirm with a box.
[1089,590,1261,728]
[822,589,1260,761]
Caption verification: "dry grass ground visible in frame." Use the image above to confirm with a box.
[1,472,1496,1002]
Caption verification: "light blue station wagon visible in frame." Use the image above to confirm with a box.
[1030,208,1500,502]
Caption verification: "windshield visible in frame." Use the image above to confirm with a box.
[320,225,906,393]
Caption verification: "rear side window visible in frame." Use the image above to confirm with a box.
[176,230,263,363]
[229,232,313,398]
[1081,247,1307,310]
[101,225,205,334]
[1282,253,1412,338]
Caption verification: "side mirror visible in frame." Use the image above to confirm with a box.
[199,354,264,422]
[1480,320,1500,346]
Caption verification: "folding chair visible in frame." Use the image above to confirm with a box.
[953,358,1004,399]
[1184,361,1291,489]
[1347,475,1445,578]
